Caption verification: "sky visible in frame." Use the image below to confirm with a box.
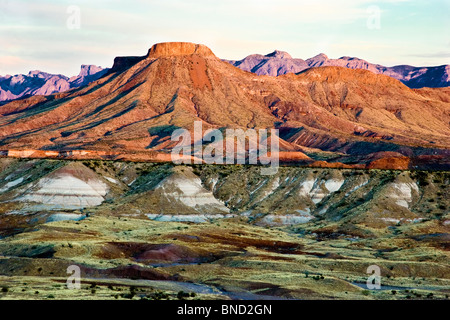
[0,0,449,76]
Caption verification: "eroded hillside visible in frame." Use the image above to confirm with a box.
[0,159,450,300]
[0,159,448,300]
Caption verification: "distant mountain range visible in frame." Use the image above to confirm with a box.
[0,65,109,102]
[225,51,450,89]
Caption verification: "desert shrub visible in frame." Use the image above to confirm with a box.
[177,291,190,300]
[152,291,169,300]
[411,171,430,186]
[121,293,134,299]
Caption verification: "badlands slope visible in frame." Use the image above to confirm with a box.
[0,159,448,300]
[1,159,448,234]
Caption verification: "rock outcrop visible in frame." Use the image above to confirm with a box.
[147,42,216,58]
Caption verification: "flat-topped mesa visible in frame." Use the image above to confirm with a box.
[147,42,216,58]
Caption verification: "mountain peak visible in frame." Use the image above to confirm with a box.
[311,53,329,61]
[28,70,51,78]
[147,42,216,58]
[266,50,292,59]
[305,53,330,67]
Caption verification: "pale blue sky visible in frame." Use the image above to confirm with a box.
[0,0,448,76]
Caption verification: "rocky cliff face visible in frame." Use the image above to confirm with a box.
[147,42,216,58]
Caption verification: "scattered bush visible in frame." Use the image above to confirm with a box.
[121,293,135,299]
[177,291,191,300]
[153,291,169,300]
